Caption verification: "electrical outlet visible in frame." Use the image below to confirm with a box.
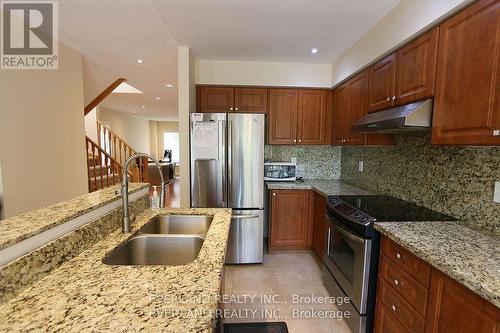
[358,161,364,172]
[494,181,500,203]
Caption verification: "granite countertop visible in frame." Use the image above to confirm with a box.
[375,222,500,308]
[0,183,149,250]
[266,179,371,196]
[0,207,232,332]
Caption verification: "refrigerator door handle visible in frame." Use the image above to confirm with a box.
[232,214,260,219]
[219,118,227,207]
[227,117,232,206]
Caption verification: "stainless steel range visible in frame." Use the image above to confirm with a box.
[322,195,455,333]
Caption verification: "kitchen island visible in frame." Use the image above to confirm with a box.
[0,197,232,332]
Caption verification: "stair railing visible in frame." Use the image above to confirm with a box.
[85,136,126,192]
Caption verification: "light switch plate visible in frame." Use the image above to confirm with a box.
[494,181,500,203]
[358,161,364,172]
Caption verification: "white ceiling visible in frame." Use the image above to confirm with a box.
[58,0,401,120]
[59,0,179,121]
[152,0,401,63]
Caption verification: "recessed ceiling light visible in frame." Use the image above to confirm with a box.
[165,84,173,88]
[310,48,319,55]
[135,59,144,64]
[141,105,146,109]
[155,97,161,100]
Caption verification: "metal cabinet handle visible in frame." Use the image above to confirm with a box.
[235,107,239,111]
[272,192,276,196]
[391,305,397,312]
[230,107,234,111]
[394,279,399,286]
[232,214,259,219]
[493,130,499,136]
[386,97,391,101]
[293,139,297,143]
[396,252,401,259]
[298,139,302,143]
[392,96,397,101]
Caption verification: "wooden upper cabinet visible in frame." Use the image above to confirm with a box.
[346,71,369,145]
[426,268,500,333]
[395,27,439,105]
[368,53,397,112]
[197,86,234,112]
[234,87,268,113]
[270,189,314,250]
[432,0,500,145]
[297,89,327,144]
[268,89,298,144]
[332,84,348,144]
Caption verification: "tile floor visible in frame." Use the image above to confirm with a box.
[223,252,352,333]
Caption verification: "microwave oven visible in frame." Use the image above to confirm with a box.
[264,162,296,181]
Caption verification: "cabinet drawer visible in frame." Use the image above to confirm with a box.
[381,237,431,286]
[378,278,426,333]
[379,255,428,316]
[374,301,410,333]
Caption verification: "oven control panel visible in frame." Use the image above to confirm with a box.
[327,196,375,225]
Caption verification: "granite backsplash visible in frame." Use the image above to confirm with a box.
[341,133,500,234]
[265,145,342,180]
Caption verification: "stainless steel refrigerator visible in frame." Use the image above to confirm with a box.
[190,113,265,264]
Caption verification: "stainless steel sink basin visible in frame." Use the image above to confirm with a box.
[139,215,212,235]
[102,235,204,266]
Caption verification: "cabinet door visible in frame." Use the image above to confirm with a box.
[234,88,268,113]
[432,0,500,145]
[368,53,397,112]
[345,71,369,145]
[268,89,299,145]
[297,89,327,145]
[332,84,348,145]
[197,86,234,112]
[313,192,327,261]
[270,190,313,250]
[395,27,439,105]
[425,268,500,333]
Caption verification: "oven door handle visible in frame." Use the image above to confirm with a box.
[333,221,366,244]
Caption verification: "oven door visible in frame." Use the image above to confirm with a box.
[325,214,371,314]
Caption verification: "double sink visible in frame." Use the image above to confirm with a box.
[103,215,213,266]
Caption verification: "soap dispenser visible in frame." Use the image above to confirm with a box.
[150,185,160,210]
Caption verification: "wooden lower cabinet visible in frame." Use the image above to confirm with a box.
[269,189,314,250]
[425,269,500,333]
[375,302,411,333]
[375,236,500,333]
[313,192,327,261]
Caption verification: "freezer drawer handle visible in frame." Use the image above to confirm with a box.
[232,214,260,219]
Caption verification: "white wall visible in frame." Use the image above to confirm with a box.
[0,43,88,218]
[98,107,151,154]
[178,47,195,207]
[84,107,98,143]
[331,0,473,84]
[195,59,332,87]
[149,121,180,159]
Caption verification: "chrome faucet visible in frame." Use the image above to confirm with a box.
[121,153,165,233]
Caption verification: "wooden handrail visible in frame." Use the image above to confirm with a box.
[84,78,127,115]
[85,136,126,192]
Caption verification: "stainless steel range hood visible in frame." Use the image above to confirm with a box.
[351,98,433,133]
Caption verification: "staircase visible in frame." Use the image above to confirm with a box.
[85,121,149,192]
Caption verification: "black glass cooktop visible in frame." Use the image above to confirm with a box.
[332,195,456,222]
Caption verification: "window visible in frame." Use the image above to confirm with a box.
[163,132,180,162]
